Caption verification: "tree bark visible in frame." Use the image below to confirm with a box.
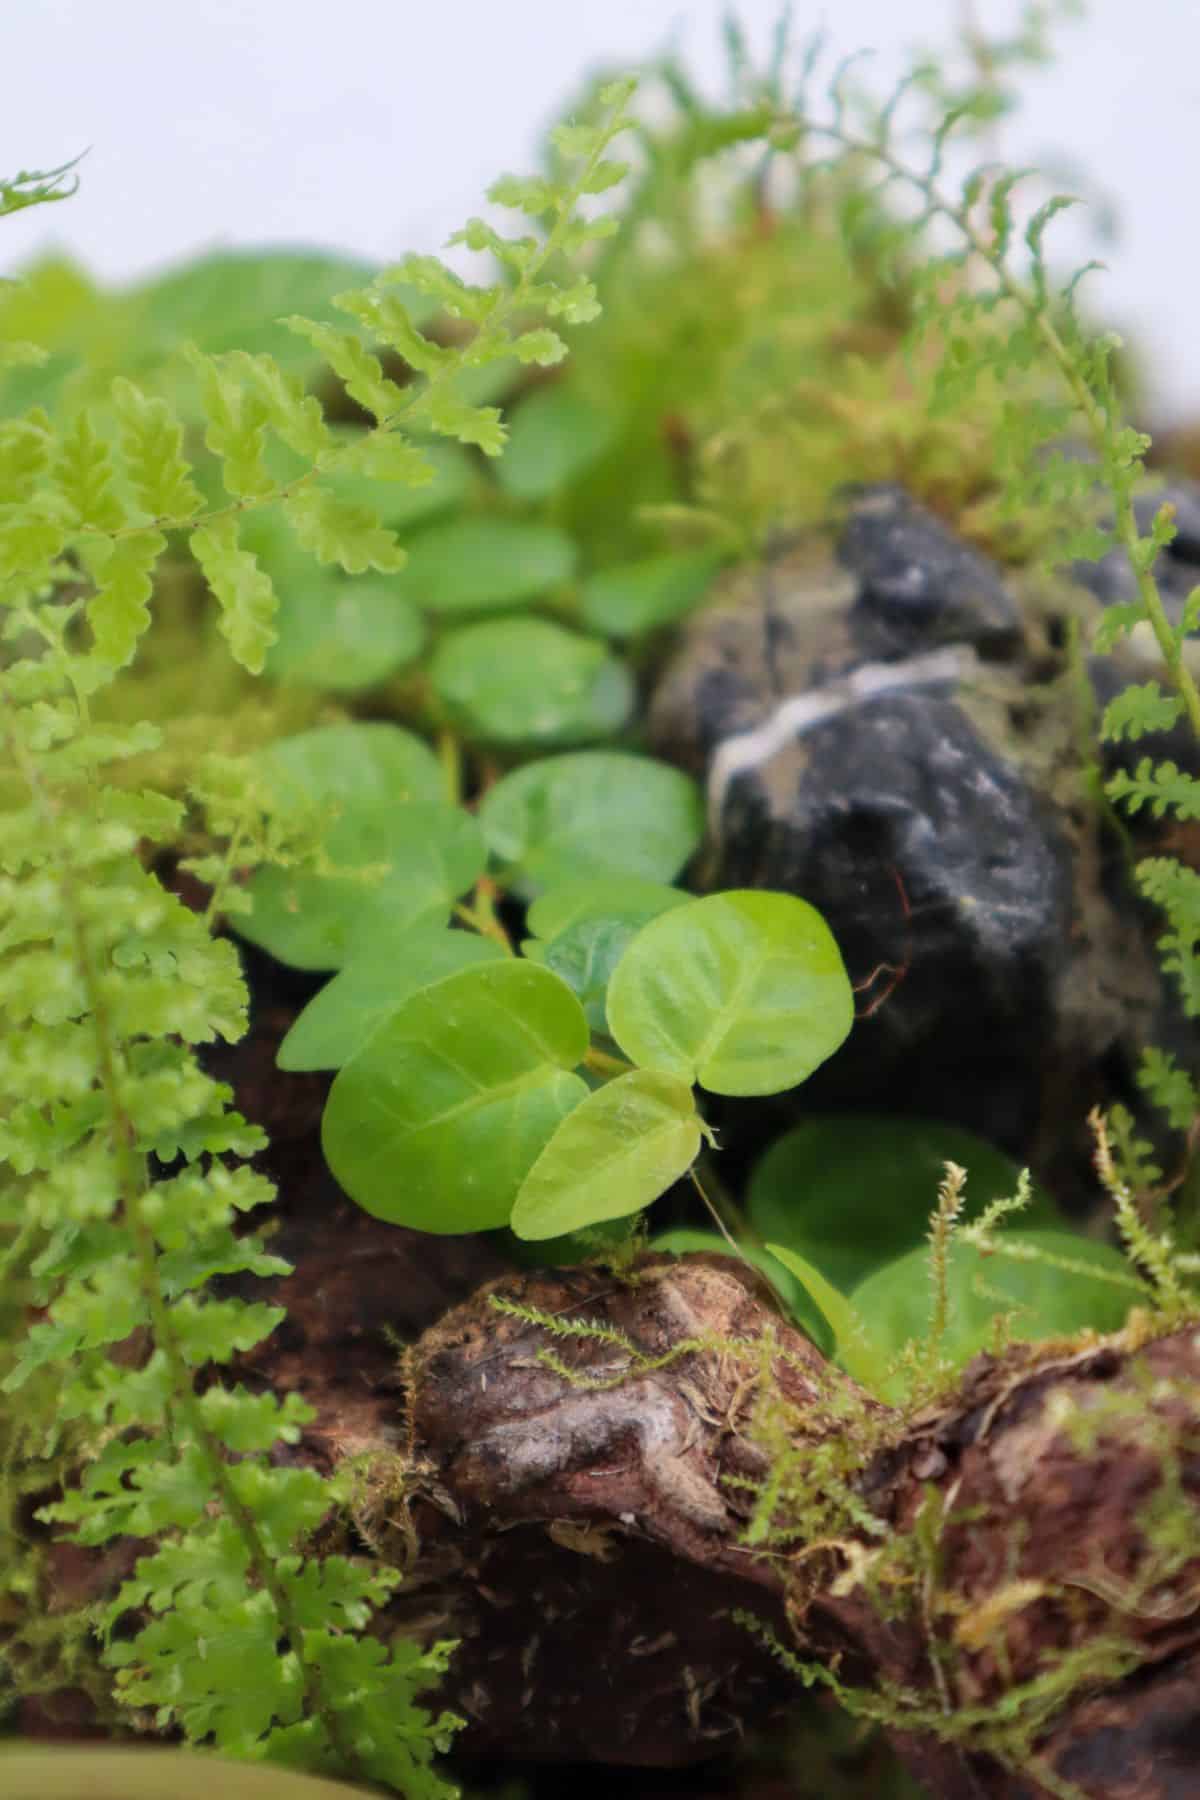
[246,1157,1200,1800]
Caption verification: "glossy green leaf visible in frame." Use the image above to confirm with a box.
[749,1116,1057,1295]
[607,891,853,1096]
[322,962,590,1232]
[511,1070,700,1240]
[260,721,444,815]
[495,384,617,500]
[277,926,505,1071]
[394,517,577,613]
[847,1233,1138,1401]
[526,876,690,942]
[241,804,484,971]
[579,550,723,638]
[266,578,424,691]
[543,915,648,1031]
[649,1230,835,1356]
[480,751,703,895]
[430,617,631,745]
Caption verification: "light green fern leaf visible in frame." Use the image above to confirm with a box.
[79,530,166,669]
[111,379,204,521]
[282,484,405,575]
[282,318,408,423]
[190,514,278,673]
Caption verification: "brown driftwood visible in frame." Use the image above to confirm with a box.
[237,1144,1200,1800]
[22,999,1199,1799]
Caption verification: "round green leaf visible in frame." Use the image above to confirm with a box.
[580,551,723,639]
[526,877,690,942]
[267,579,425,691]
[496,385,617,501]
[479,751,704,895]
[261,721,444,814]
[846,1231,1139,1402]
[277,926,505,1071]
[322,962,590,1233]
[606,891,854,1097]
[430,618,632,746]
[395,518,577,614]
[511,1070,701,1240]
[748,1116,1058,1295]
[240,803,484,971]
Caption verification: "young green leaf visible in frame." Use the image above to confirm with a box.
[542,915,650,1032]
[526,876,690,942]
[277,926,505,1071]
[239,803,484,972]
[394,517,576,613]
[579,550,723,639]
[266,578,424,692]
[479,751,703,894]
[429,617,631,745]
[322,962,590,1232]
[495,384,617,501]
[261,721,444,814]
[606,891,853,1096]
[511,1069,700,1239]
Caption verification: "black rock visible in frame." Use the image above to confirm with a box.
[836,482,1023,660]
[649,497,1166,1187]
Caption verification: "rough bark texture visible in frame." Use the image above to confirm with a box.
[20,997,1199,1799]
[234,1136,1200,1800]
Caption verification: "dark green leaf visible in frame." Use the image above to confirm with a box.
[430,617,631,745]
[579,551,723,638]
[495,384,617,501]
[543,915,648,1031]
[748,1116,1057,1294]
[395,518,577,613]
[266,578,424,691]
[847,1231,1137,1401]
[480,751,703,895]
[240,804,484,971]
[261,721,444,814]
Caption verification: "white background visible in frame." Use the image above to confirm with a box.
[3,1,1196,420]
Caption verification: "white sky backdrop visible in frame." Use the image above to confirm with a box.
[3,0,1197,420]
